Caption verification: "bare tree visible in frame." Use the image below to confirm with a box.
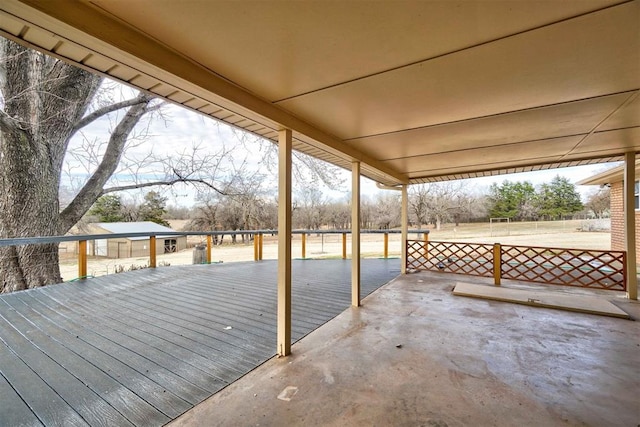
[325,199,351,229]
[233,128,346,190]
[585,187,610,219]
[409,182,471,230]
[191,168,272,243]
[409,185,431,227]
[0,39,237,292]
[186,201,220,232]
[294,185,328,231]
[371,193,401,229]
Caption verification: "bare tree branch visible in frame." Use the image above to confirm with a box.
[59,93,154,231]
[69,96,158,137]
[102,178,228,195]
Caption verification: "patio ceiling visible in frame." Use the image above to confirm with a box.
[0,0,638,186]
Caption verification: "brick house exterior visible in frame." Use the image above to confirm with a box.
[579,163,640,264]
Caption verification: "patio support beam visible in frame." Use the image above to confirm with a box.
[277,129,293,356]
[624,152,637,300]
[351,161,361,307]
[401,185,408,274]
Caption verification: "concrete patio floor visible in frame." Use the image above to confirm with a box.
[170,272,640,427]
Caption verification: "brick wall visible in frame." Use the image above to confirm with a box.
[610,181,640,264]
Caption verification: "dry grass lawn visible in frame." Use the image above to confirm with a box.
[59,219,610,281]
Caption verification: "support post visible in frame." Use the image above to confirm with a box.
[401,185,408,274]
[423,232,429,259]
[383,233,389,259]
[78,240,87,279]
[277,129,292,356]
[493,243,501,286]
[207,235,212,264]
[342,233,347,259]
[259,233,263,260]
[624,152,638,300]
[351,161,361,307]
[149,236,157,268]
[253,233,259,261]
[301,233,306,259]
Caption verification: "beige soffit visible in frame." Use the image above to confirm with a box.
[0,0,638,186]
[577,160,640,185]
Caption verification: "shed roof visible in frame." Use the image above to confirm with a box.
[93,222,178,241]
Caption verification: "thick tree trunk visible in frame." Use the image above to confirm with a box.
[0,39,100,292]
[0,128,64,291]
[0,39,153,293]
[0,245,62,292]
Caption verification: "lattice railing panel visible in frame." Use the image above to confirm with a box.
[406,240,494,278]
[406,240,626,292]
[501,245,626,291]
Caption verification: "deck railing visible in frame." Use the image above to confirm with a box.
[406,239,626,291]
[0,229,427,283]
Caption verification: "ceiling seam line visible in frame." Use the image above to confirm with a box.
[560,90,640,160]
[594,125,640,134]
[381,133,592,162]
[343,89,640,142]
[271,0,635,103]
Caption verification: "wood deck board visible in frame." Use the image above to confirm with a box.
[0,259,398,426]
[6,293,191,419]
[0,369,45,427]
[0,335,87,427]
[43,282,269,367]
[37,288,232,393]
[0,309,135,427]
[61,296,262,374]
[0,297,169,426]
[16,293,210,406]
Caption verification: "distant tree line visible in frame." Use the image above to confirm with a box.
[87,174,607,234]
[88,191,171,227]
[488,176,584,221]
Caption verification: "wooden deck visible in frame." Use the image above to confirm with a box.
[0,259,399,427]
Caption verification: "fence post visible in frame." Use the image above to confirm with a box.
[423,232,429,259]
[493,243,501,286]
[78,240,87,279]
[149,235,157,268]
[384,232,389,259]
[258,233,263,260]
[301,233,306,259]
[404,239,408,271]
[342,233,347,259]
[253,233,259,261]
[207,235,212,263]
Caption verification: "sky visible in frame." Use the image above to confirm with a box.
[63,81,618,209]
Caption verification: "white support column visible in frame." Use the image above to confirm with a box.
[401,184,408,274]
[277,129,293,355]
[624,152,637,300]
[351,161,361,307]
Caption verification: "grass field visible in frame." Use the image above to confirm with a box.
[59,219,611,281]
